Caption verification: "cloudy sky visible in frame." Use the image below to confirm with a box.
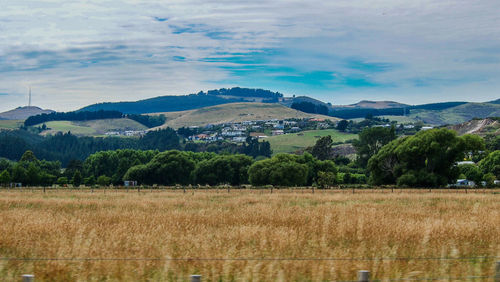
[0,0,499,112]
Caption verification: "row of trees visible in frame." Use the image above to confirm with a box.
[24,110,123,126]
[0,149,340,187]
[0,128,272,166]
[24,110,167,129]
[291,101,329,115]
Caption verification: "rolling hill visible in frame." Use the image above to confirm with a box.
[38,118,147,136]
[0,106,54,120]
[346,100,409,109]
[151,103,339,129]
[409,102,500,125]
[79,87,283,114]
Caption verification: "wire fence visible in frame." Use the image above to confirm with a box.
[8,255,500,281]
[2,255,500,262]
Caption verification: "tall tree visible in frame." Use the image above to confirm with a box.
[72,170,82,187]
[311,136,333,160]
[353,126,396,167]
[368,129,485,187]
[0,170,11,186]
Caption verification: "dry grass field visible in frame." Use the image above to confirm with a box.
[0,189,499,281]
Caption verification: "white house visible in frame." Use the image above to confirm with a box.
[455,179,475,187]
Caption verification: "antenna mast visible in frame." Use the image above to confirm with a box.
[29,87,31,107]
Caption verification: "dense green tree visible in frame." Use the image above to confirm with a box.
[64,159,83,178]
[458,164,483,184]
[193,154,253,186]
[139,128,180,151]
[126,150,195,185]
[479,150,500,178]
[20,150,38,163]
[483,173,496,187]
[248,153,335,187]
[0,170,11,186]
[353,126,396,168]
[243,137,272,158]
[96,175,111,186]
[337,120,348,132]
[39,172,56,186]
[84,175,96,186]
[72,170,82,187]
[57,177,68,185]
[311,136,333,160]
[259,141,272,158]
[485,135,500,151]
[83,149,157,184]
[25,163,40,186]
[11,164,27,184]
[368,129,485,187]
[0,158,13,171]
[317,171,336,188]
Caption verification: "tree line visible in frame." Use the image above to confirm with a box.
[291,101,329,115]
[24,110,166,129]
[0,149,340,188]
[0,128,272,167]
[1,128,498,188]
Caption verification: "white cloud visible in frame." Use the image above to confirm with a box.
[0,0,499,111]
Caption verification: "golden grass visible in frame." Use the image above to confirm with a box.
[0,189,499,281]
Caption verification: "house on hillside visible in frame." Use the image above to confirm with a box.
[250,132,268,138]
[272,130,284,136]
[233,136,246,142]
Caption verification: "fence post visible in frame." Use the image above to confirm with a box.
[190,274,201,282]
[22,274,34,282]
[358,270,369,282]
[495,261,500,282]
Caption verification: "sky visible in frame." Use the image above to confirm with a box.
[0,0,499,112]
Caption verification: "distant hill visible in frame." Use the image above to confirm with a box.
[75,86,498,125]
[410,102,500,125]
[0,106,54,120]
[346,100,408,109]
[151,103,338,129]
[79,87,283,114]
[449,118,500,136]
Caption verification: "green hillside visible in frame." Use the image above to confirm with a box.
[0,120,23,130]
[39,118,147,136]
[266,129,357,154]
[78,87,283,114]
[410,102,500,125]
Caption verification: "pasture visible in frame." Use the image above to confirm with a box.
[0,120,23,130]
[0,189,499,281]
[266,129,357,154]
[152,103,338,129]
[38,118,147,136]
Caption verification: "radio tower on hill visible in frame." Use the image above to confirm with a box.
[28,87,32,107]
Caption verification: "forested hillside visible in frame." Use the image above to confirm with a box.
[79,87,283,114]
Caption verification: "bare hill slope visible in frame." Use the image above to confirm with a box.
[0,106,54,120]
[449,118,500,136]
[151,103,338,129]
